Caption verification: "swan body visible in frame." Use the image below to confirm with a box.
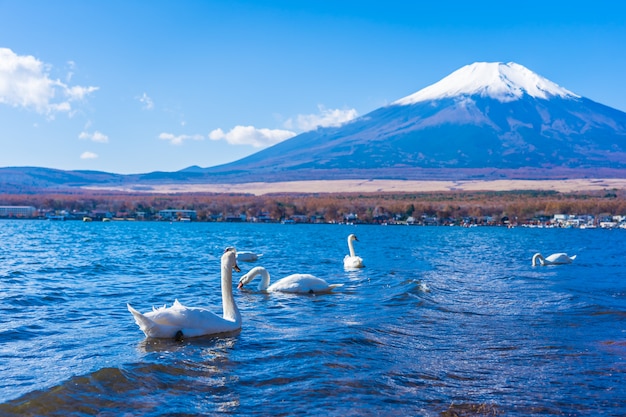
[237,266,343,294]
[343,233,364,269]
[236,251,262,262]
[128,248,242,339]
[532,252,577,266]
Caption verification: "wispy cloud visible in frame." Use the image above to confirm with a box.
[66,85,98,101]
[79,131,109,143]
[80,151,98,159]
[284,105,358,131]
[0,48,98,117]
[159,132,204,145]
[208,126,297,148]
[66,60,75,83]
[138,92,154,110]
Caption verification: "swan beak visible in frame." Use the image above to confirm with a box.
[234,263,241,273]
[237,281,244,289]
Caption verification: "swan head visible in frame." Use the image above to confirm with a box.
[237,266,268,289]
[223,247,241,272]
[348,234,358,242]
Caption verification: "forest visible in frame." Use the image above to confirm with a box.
[1,187,626,225]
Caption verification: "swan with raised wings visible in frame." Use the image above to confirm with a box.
[237,266,342,294]
[343,233,364,269]
[532,252,577,266]
[127,247,242,339]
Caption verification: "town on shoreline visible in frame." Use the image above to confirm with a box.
[2,187,626,228]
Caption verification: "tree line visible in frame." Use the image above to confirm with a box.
[1,188,625,224]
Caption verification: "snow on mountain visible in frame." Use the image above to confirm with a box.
[393,62,580,105]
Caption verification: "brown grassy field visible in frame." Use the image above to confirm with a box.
[85,178,626,195]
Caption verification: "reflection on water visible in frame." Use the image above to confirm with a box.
[0,221,625,416]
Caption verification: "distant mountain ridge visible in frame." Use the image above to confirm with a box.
[2,62,626,192]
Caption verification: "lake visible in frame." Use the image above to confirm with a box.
[1,220,625,416]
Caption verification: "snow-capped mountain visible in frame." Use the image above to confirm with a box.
[393,62,578,104]
[198,61,626,181]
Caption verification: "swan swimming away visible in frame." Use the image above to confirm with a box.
[236,251,262,262]
[127,247,242,339]
[343,233,364,269]
[532,252,577,266]
[237,266,343,294]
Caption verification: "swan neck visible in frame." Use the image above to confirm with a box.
[348,238,356,257]
[221,263,241,324]
[532,253,545,266]
[257,269,271,291]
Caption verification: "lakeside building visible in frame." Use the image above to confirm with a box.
[0,206,37,218]
[224,213,247,222]
[158,209,197,221]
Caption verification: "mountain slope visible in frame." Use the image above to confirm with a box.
[0,166,125,192]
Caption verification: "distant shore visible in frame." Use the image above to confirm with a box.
[86,178,626,195]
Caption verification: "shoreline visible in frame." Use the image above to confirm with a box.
[84,178,626,195]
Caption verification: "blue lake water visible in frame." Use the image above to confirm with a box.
[0,220,625,416]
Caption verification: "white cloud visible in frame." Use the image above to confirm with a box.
[208,126,297,148]
[80,151,98,159]
[0,48,98,116]
[207,106,356,149]
[159,132,204,145]
[284,105,358,131]
[79,130,109,143]
[138,92,154,110]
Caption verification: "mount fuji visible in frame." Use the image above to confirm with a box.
[195,61,626,181]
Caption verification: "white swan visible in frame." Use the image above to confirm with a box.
[237,266,343,294]
[343,233,364,269]
[532,252,577,266]
[236,251,262,262]
[127,247,242,339]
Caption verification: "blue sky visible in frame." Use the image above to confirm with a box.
[1,1,625,174]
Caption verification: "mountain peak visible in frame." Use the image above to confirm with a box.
[393,62,580,105]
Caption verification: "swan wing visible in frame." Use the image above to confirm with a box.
[237,251,261,262]
[268,274,341,293]
[128,303,183,339]
[169,305,239,337]
[545,253,574,264]
[344,255,364,269]
[266,274,311,292]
